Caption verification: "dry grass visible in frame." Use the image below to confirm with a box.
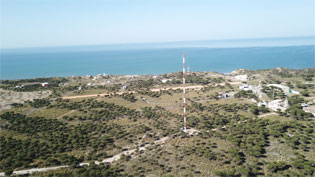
[69,88,110,96]
[28,108,70,119]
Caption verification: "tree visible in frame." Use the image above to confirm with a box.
[4,169,13,176]
[250,105,259,115]
[267,161,288,173]
[215,169,239,177]
[288,96,304,106]
[300,90,309,97]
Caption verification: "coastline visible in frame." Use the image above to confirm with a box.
[1,45,314,80]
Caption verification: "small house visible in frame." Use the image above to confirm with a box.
[239,84,252,91]
[41,82,49,87]
[161,79,172,83]
[218,92,229,98]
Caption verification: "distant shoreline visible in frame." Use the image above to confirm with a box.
[1,45,314,80]
[1,36,314,53]
[1,67,314,81]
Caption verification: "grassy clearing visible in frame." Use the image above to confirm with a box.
[265,137,295,162]
[0,106,27,114]
[28,108,70,119]
[98,96,148,111]
[262,115,294,122]
[69,89,110,96]
[0,130,30,141]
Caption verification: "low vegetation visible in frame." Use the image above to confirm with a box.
[0,68,314,176]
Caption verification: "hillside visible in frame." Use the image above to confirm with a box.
[0,68,314,177]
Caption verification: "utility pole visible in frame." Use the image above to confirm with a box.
[183,53,187,132]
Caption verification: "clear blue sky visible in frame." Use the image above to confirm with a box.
[1,0,314,49]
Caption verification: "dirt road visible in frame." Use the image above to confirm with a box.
[0,125,203,176]
[0,136,170,176]
[258,112,277,118]
[62,85,205,100]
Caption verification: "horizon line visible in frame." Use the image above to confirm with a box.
[1,35,314,50]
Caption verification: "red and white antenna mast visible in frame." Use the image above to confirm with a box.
[183,52,187,132]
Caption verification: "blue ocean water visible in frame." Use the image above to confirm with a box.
[1,38,314,80]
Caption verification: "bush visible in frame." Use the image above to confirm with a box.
[250,105,259,115]
[120,93,137,102]
[4,169,13,176]
[29,99,51,108]
[215,169,239,177]
[267,161,288,173]
[300,90,309,97]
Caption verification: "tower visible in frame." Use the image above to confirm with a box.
[183,53,187,132]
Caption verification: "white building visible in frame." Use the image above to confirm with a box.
[41,82,49,87]
[234,75,248,81]
[125,75,139,78]
[251,98,257,103]
[267,99,289,112]
[303,106,315,116]
[239,84,253,91]
[301,103,310,107]
[161,79,172,83]
[267,84,299,94]
[258,101,268,107]
[291,90,300,94]
[218,92,230,98]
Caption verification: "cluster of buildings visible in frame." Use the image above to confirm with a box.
[258,99,289,112]
[151,75,173,84]
[15,82,49,89]
[234,74,248,81]
[239,83,300,112]
[90,73,109,80]
[267,84,300,94]
[234,74,303,112]
[239,84,262,99]
[218,92,237,99]
[218,92,230,98]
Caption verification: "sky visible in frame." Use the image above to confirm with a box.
[0,0,314,49]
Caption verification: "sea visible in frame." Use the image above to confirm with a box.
[0,36,314,80]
